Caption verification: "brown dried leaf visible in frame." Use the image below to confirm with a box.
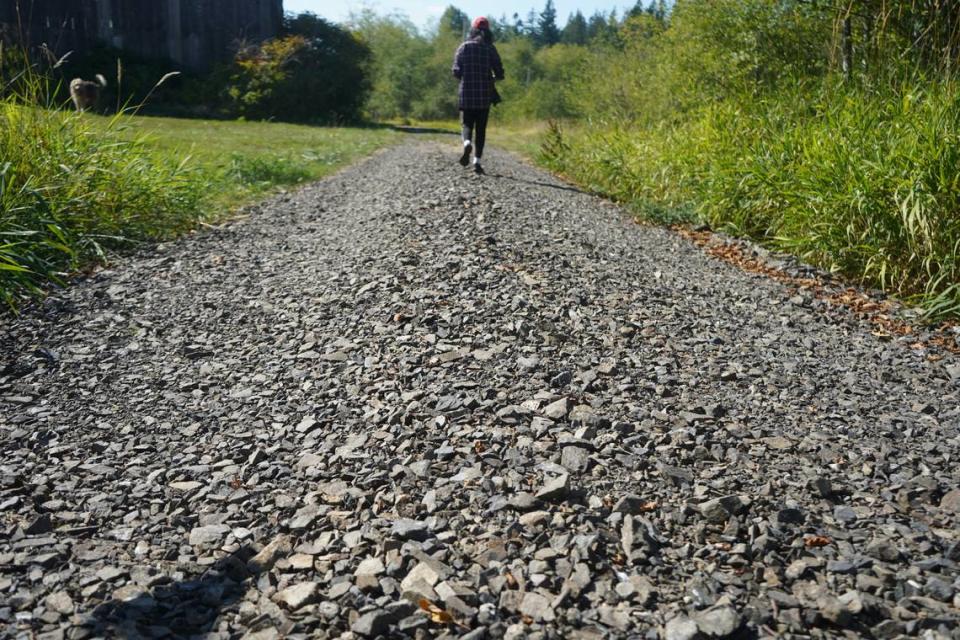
[418,599,454,624]
[804,535,832,548]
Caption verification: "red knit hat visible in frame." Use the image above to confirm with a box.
[472,16,490,30]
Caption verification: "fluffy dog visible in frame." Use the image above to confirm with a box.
[69,74,107,112]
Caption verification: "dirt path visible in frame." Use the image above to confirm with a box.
[2,140,958,639]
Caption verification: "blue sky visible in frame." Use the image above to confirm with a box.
[283,1,640,30]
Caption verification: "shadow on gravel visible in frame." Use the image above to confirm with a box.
[88,553,251,638]
[491,173,585,194]
[391,125,458,135]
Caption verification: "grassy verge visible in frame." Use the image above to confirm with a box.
[1,104,206,306]
[0,106,400,308]
[541,83,960,321]
[96,115,401,209]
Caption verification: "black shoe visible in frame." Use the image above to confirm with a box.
[459,143,472,167]
[473,162,485,175]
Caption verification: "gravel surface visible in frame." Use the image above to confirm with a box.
[2,140,959,639]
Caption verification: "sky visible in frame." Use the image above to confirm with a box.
[283,1,640,30]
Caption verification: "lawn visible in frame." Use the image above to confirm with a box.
[92,114,403,210]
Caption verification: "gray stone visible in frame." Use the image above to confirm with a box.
[247,535,292,574]
[391,518,430,541]
[352,609,394,637]
[543,398,572,420]
[188,524,230,548]
[519,591,555,622]
[535,474,570,501]
[401,562,441,593]
[834,505,857,524]
[664,615,699,640]
[940,488,960,513]
[693,606,740,637]
[272,582,319,610]
[355,556,386,577]
[924,578,954,602]
[560,446,590,473]
[518,511,551,528]
[43,591,74,616]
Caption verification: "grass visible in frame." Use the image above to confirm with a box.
[541,82,960,321]
[91,115,401,209]
[0,97,400,308]
[0,101,206,307]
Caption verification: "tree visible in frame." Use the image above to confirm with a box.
[512,12,525,38]
[526,10,539,40]
[491,15,512,42]
[647,1,667,23]
[561,11,588,45]
[438,5,469,38]
[228,17,372,123]
[587,11,610,43]
[348,10,431,119]
[537,0,561,47]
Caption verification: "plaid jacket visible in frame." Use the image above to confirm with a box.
[452,38,504,110]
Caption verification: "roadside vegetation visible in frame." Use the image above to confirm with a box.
[0,61,396,308]
[542,1,960,321]
[355,1,960,320]
[3,0,958,319]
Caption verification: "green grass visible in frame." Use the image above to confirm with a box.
[0,103,207,306]
[542,82,960,321]
[0,102,400,308]
[92,115,401,209]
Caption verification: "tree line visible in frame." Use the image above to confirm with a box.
[7,0,958,125]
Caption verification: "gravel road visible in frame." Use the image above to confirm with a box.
[2,140,959,639]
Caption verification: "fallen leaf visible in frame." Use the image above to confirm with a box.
[418,599,454,624]
[804,535,832,548]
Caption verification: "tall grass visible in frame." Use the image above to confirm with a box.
[543,80,960,319]
[0,62,206,308]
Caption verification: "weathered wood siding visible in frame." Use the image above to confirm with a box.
[1,0,283,70]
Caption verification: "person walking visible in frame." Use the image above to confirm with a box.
[452,16,504,175]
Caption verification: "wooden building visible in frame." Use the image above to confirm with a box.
[0,0,284,70]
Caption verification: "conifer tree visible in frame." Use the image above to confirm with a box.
[537,0,561,46]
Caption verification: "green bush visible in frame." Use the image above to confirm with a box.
[0,61,206,307]
[531,0,960,319]
[227,17,371,124]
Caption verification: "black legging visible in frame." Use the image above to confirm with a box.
[461,108,490,159]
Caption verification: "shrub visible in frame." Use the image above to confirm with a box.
[227,18,371,123]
